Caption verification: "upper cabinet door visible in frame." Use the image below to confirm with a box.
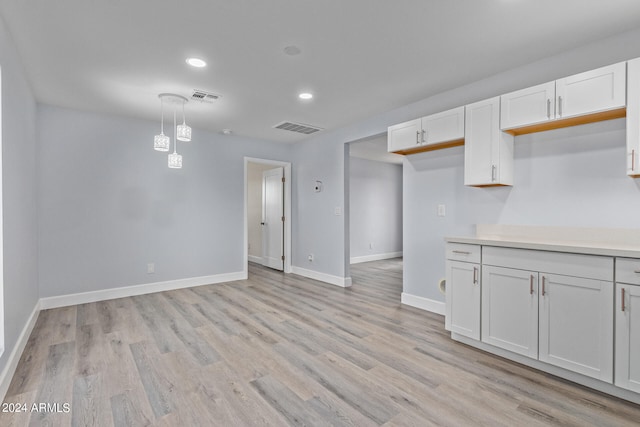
[627,58,640,177]
[555,62,626,120]
[387,118,421,152]
[464,97,514,186]
[422,106,465,145]
[501,82,555,130]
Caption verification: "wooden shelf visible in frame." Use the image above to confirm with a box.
[502,107,626,136]
[392,138,464,156]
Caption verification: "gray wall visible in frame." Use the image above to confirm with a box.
[404,119,640,301]
[349,157,402,259]
[291,27,640,291]
[37,105,292,298]
[0,15,39,375]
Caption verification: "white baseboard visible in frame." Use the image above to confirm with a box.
[248,255,263,264]
[0,301,40,402]
[401,292,445,315]
[291,266,352,288]
[350,251,403,264]
[40,271,247,309]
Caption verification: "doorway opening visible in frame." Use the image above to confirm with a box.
[244,157,292,275]
[346,133,403,279]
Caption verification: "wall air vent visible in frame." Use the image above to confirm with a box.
[273,121,323,135]
[191,89,221,103]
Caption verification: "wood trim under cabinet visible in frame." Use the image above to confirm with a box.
[503,107,626,136]
[392,138,464,155]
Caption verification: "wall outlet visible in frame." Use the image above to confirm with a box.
[308,254,314,262]
[147,263,155,274]
[369,242,373,250]
[437,204,446,217]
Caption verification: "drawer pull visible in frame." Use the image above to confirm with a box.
[634,270,640,274]
[622,288,626,312]
[530,275,534,295]
[452,250,471,255]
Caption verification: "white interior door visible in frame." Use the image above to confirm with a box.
[262,167,284,271]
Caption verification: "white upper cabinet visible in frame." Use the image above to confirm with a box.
[464,97,514,186]
[388,107,464,154]
[422,106,465,146]
[556,62,626,119]
[500,82,556,130]
[501,62,626,134]
[387,118,421,153]
[627,57,640,177]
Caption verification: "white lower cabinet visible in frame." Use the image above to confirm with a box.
[538,274,613,382]
[445,244,481,340]
[481,266,538,358]
[615,284,640,393]
[445,260,480,340]
[454,245,616,383]
[615,258,640,393]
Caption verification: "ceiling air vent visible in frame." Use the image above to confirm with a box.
[191,89,220,103]
[273,121,323,135]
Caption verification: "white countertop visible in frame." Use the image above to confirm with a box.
[446,225,640,258]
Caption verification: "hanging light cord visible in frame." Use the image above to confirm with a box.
[173,103,178,154]
[160,96,165,134]
[181,100,187,125]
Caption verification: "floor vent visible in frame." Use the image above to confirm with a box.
[273,121,323,135]
[191,89,220,103]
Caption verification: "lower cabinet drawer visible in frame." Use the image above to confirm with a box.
[446,243,481,263]
[616,258,640,285]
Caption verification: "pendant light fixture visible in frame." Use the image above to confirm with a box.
[177,100,192,142]
[155,93,191,169]
[167,101,182,168]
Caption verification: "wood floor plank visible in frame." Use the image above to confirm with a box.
[28,341,75,427]
[110,391,153,427]
[71,373,113,427]
[250,375,332,426]
[129,341,176,419]
[3,258,640,426]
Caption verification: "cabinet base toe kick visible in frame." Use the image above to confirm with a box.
[452,330,640,405]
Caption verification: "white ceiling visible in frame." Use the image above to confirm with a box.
[2,1,640,143]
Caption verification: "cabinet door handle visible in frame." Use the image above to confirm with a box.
[473,266,478,284]
[452,250,471,255]
[491,165,496,182]
[422,129,427,144]
[547,99,551,119]
[530,275,534,295]
[416,130,420,145]
[622,287,626,312]
[558,96,563,117]
[632,149,636,172]
[541,276,546,296]
[634,269,640,274]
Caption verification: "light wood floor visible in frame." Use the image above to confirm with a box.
[2,259,640,426]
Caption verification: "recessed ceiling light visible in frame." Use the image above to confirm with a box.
[186,57,207,68]
[299,92,313,100]
[222,129,232,135]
